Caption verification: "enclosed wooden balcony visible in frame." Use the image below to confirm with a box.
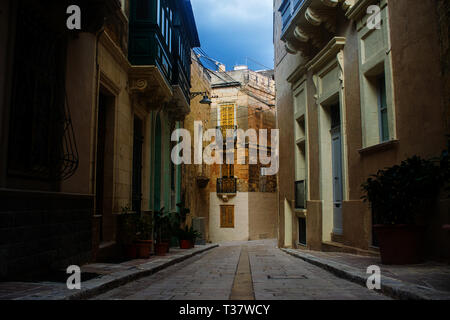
[217,177,237,195]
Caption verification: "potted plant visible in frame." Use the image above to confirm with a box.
[118,206,139,260]
[135,213,153,259]
[176,226,201,249]
[196,175,210,188]
[362,156,443,265]
[154,207,170,256]
[176,202,190,224]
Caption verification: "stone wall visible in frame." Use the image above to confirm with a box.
[182,55,213,240]
[274,0,449,258]
[248,193,278,240]
[209,192,249,243]
[437,0,449,132]
[0,190,93,280]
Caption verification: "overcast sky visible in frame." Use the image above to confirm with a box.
[191,0,274,71]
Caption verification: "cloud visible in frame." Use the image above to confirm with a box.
[193,0,272,24]
[191,0,274,70]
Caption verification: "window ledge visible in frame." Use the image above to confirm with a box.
[358,139,399,155]
[295,209,307,218]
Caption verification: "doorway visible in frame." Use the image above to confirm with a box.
[330,104,343,236]
[132,116,144,214]
[298,217,307,246]
[154,114,162,212]
[96,91,115,242]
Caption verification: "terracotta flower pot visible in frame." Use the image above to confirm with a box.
[155,242,169,256]
[125,244,138,260]
[374,225,425,265]
[180,240,193,249]
[135,240,153,259]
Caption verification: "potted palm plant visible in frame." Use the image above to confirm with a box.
[154,207,170,256]
[176,202,190,224]
[117,206,139,260]
[362,156,443,264]
[135,213,153,259]
[176,226,201,249]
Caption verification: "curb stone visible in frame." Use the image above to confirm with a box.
[281,248,450,300]
[66,244,219,300]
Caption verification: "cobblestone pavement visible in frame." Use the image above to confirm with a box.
[92,240,390,300]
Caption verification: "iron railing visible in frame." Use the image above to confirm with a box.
[217,177,237,194]
[216,125,238,140]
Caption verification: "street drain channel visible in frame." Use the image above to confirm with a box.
[268,275,308,280]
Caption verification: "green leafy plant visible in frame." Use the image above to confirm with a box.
[118,205,138,245]
[154,207,171,243]
[176,201,190,224]
[361,156,444,225]
[136,213,153,241]
[436,136,450,194]
[175,225,201,243]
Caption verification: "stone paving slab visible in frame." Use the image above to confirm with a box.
[282,248,450,300]
[0,244,218,300]
[91,240,392,300]
[92,244,241,300]
[248,241,389,300]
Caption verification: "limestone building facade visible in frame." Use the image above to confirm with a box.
[0,0,200,278]
[274,0,449,260]
[183,63,278,243]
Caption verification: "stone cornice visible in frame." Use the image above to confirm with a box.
[306,37,346,72]
[287,65,308,84]
[128,65,173,110]
[99,31,131,71]
[345,0,379,20]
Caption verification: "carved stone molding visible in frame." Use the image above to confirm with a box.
[282,0,357,55]
[306,36,346,72]
[346,0,379,20]
[305,7,323,26]
[166,85,190,121]
[337,50,345,89]
[285,40,313,58]
[128,65,173,112]
[321,0,340,7]
[342,0,357,11]
[285,41,299,54]
[294,26,310,42]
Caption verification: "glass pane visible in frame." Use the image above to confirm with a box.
[295,180,306,209]
[381,109,389,142]
[298,217,306,245]
[378,76,389,142]
[136,0,149,20]
[330,104,340,129]
[157,0,160,25]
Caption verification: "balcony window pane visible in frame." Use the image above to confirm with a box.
[157,0,160,25]
[378,75,389,142]
[136,0,149,20]
[295,180,306,209]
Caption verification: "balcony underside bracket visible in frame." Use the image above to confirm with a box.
[129,66,173,112]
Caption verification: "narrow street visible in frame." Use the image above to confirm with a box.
[92,240,390,300]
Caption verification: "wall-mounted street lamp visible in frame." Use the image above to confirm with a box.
[190,91,213,105]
